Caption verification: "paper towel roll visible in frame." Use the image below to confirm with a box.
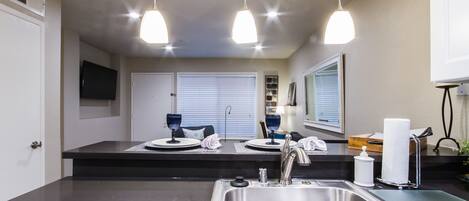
[381,118,410,184]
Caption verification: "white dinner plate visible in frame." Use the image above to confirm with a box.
[149,138,201,149]
[245,139,297,150]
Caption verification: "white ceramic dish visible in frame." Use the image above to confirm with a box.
[148,138,201,149]
[245,139,297,150]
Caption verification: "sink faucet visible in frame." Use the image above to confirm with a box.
[280,134,311,185]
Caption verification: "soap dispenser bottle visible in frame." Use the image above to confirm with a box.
[354,146,375,187]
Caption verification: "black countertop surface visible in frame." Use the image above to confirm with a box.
[11,177,469,201]
[62,141,465,162]
[11,177,213,201]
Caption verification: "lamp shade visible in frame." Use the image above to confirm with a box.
[324,10,355,44]
[232,9,258,44]
[139,10,169,44]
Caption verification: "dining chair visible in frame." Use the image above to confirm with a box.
[259,121,268,139]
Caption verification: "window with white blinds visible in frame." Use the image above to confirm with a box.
[177,73,257,139]
[314,67,339,126]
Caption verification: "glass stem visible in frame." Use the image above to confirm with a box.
[271,130,275,143]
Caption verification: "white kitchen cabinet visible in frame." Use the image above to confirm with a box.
[431,0,469,83]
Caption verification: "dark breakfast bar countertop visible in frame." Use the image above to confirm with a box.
[63,140,467,180]
[62,140,464,162]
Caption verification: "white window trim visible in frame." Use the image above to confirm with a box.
[303,53,345,134]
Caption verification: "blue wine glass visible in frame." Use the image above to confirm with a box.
[265,115,281,145]
[166,114,182,144]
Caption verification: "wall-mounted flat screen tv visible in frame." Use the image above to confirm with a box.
[80,60,117,100]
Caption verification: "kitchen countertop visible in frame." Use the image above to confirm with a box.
[63,141,466,179]
[11,177,469,201]
[63,141,465,162]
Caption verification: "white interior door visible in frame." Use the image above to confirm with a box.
[0,4,44,200]
[131,73,174,141]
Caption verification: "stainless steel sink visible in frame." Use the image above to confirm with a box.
[211,179,382,201]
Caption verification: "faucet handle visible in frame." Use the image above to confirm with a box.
[284,134,291,143]
[281,134,292,164]
[282,135,292,150]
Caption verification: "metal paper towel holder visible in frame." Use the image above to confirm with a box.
[376,134,421,189]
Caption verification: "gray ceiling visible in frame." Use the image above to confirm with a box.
[62,0,345,58]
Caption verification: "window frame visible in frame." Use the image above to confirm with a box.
[303,53,345,134]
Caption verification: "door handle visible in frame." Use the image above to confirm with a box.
[31,141,42,149]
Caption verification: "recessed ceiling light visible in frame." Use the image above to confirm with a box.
[254,44,264,50]
[129,12,141,19]
[267,11,279,18]
[164,45,173,51]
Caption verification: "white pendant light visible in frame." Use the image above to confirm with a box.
[140,0,169,44]
[232,0,258,44]
[324,0,355,44]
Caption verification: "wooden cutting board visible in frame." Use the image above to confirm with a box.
[348,134,427,153]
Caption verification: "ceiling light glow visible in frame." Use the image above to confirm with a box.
[267,11,278,18]
[254,44,264,50]
[129,12,141,19]
[164,45,173,51]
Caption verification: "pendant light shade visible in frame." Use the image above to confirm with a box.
[232,0,258,44]
[324,0,355,44]
[140,1,169,44]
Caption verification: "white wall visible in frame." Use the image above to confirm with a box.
[62,29,129,176]
[287,0,469,145]
[125,58,290,138]
[44,0,62,183]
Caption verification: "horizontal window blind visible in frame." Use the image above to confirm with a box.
[177,73,257,139]
[314,69,340,126]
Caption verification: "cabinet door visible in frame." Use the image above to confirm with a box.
[431,0,469,83]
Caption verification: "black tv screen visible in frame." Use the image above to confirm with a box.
[80,61,117,100]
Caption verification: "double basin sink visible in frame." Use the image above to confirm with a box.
[211,179,382,201]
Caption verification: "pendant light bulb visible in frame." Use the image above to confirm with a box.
[140,0,169,44]
[324,0,355,44]
[232,0,258,44]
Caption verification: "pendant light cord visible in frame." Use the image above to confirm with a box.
[243,0,247,9]
[153,0,157,9]
[338,0,343,10]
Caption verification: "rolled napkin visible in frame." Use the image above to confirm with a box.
[201,134,222,150]
[297,136,327,151]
